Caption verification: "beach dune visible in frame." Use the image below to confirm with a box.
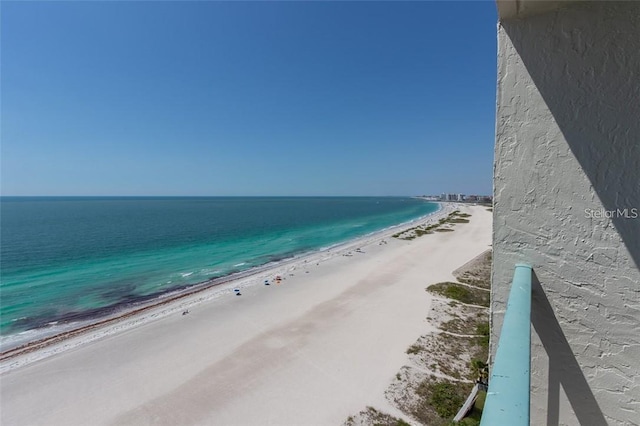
[0,204,492,426]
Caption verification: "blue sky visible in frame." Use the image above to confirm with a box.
[2,1,497,196]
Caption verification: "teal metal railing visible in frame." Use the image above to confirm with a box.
[480,264,533,426]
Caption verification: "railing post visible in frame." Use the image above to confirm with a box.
[480,264,532,426]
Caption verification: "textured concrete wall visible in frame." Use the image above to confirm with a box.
[493,2,640,425]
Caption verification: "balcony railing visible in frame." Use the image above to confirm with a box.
[480,264,532,426]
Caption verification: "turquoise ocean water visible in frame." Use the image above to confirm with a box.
[0,197,438,346]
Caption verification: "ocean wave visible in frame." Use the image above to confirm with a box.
[0,320,82,354]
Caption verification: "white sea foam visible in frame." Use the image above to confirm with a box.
[0,321,83,354]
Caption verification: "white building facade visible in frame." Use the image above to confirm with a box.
[492,1,640,424]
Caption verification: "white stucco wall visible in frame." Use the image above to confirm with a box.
[493,2,640,425]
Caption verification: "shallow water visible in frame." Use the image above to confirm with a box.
[0,196,438,340]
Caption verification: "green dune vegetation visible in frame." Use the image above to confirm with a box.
[427,282,490,307]
[343,250,492,426]
[344,407,410,426]
[392,211,471,240]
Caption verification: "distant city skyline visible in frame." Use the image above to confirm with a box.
[1,1,497,196]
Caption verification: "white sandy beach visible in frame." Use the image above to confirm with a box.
[0,204,492,426]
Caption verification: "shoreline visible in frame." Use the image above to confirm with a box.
[0,202,453,372]
[1,203,491,426]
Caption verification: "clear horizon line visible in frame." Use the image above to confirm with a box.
[0,194,436,198]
